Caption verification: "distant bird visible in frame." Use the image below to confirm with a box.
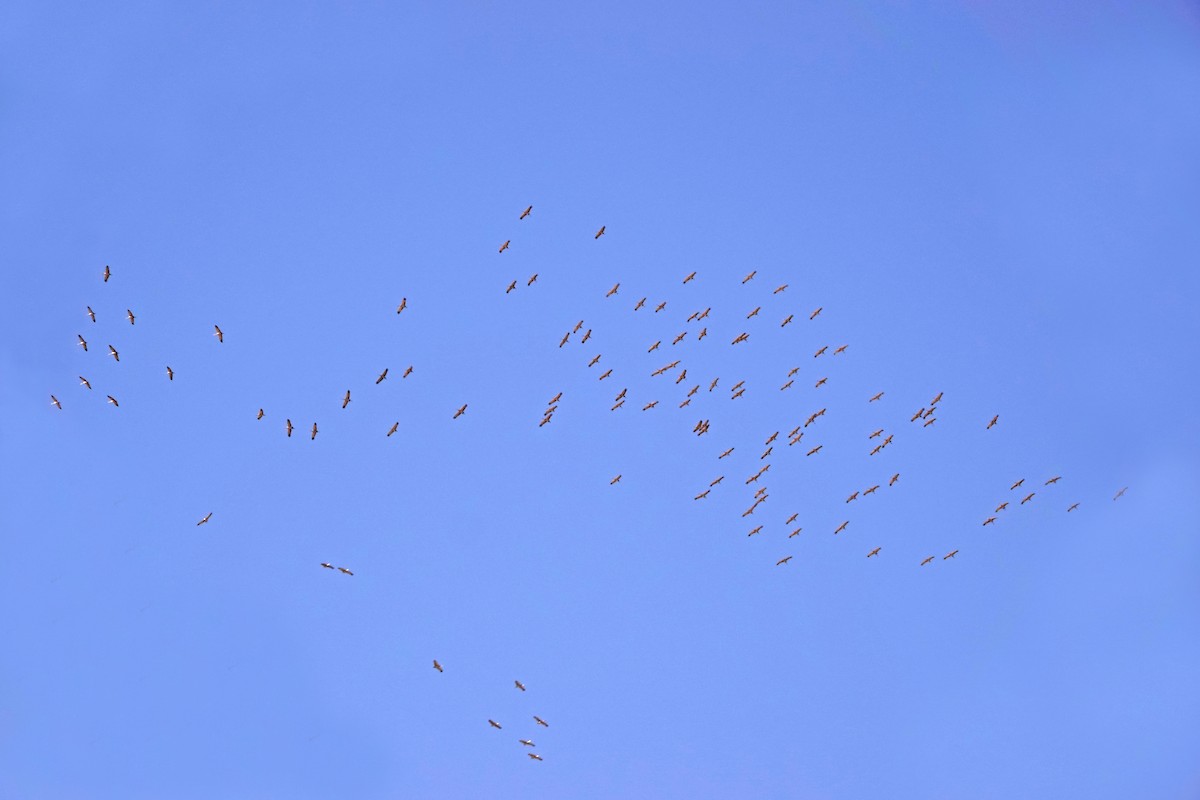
[731,332,749,344]
[108,345,119,361]
[581,329,592,343]
[731,388,745,400]
[397,297,407,313]
[257,408,264,420]
[923,418,936,428]
[403,366,413,378]
[863,485,879,496]
[78,376,91,389]
[103,265,111,282]
[1067,503,1080,512]
[50,395,62,410]
[528,754,543,762]
[320,563,334,570]
[833,345,847,355]
[987,415,999,429]
[785,512,798,525]
[788,528,802,538]
[814,377,827,388]
[339,391,350,409]
[709,378,720,392]
[788,367,800,377]
[869,429,884,439]
[779,380,794,391]
[533,716,549,727]
[694,490,710,500]
[520,205,532,219]
[337,567,353,576]
[1011,479,1025,490]
[655,301,667,313]
[683,271,697,283]
[673,331,687,345]
[867,547,881,558]
[995,502,1009,512]
[869,391,884,403]
[489,720,503,730]
[527,274,538,286]
[809,307,822,320]
[748,525,763,537]
[166,366,174,381]
[499,240,510,253]
[774,284,788,294]
[910,408,925,422]
[433,660,443,672]
[595,225,606,239]
[610,400,625,411]
[588,354,602,367]
[610,474,622,485]
[213,325,223,343]
[710,476,725,487]
[1045,476,1062,485]
[615,388,627,401]
[286,419,294,437]
[519,739,535,747]
[607,283,619,297]
[77,335,88,351]
[387,422,399,437]
[747,306,761,319]
[515,680,526,691]
[781,314,794,327]
[86,306,96,322]
[983,517,997,526]
[921,556,934,566]
[548,392,563,405]
[506,280,517,294]
[599,368,612,380]
[559,332,571,348]
[453,404,468,419]
[814,346,828,358]
[311,422,318,440]
[106,394,119,407]
[376,368,388,384]
[834,520,848,534]
[126,309,135,325]
[635,297,646,311]
[776,556,792,566]
[642,401,658,411]
[944,550,958,560]
[930,391,944,405]
[742,270,756,283]
[846,492,859,503]
[1114,487,1128,500]
[697,327,708,340]
[1020,492,1036,505]
[719,447,734,459]
[197,512,212,526]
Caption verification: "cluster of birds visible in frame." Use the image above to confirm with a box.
[51,211,1131,764]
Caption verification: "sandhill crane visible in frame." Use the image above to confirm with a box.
[846,492,859,503]
[499,240,510,253]
[1011,479,1025,490]
[1067,502,1080,512]
[867,547,881,558]
[257,408,264,420]
[166,366,174,380]
[694,489,710,500]
[376,368,388,384]
[869,429,884,439]
[863,485,879,496]
[588,354,601,367]
[337,567,353,576]
[1020,492,1035,505]
[106,395,119,407]
[197,512,212,525]
[930,391,944,405]
[634,297,646,310]
[944,550,958,560]
[108,345,119,361]
[1045,476,1062,485]
[433,660,443,672]
[719,447,734,458]
[710,476,725,487]
[780,380,793,391]
[809,307,822,320]
[581,329,592,343]
[834,521,848,534]
[742,270,756,283]
[311,422,318,440]
[785,512,798,525]
[869,391,884,402]
[776,556,792,565]
[342,391,351,409]
[748,525,763,537]
[599,369,612,380]
[814,346,828,358]
[514,680,526,691]
[453,404,468,419]
[520,739,534,747]
[213,325,223,342]
[642,401,658,411]
[697,327,708,340]
[1114,487,1128,500]
[489,720,503,729]
[683,271,697,283]
[987,415,999,429]
[654,301,667,313]
[923,418,936,427]
[79,376,91,389]
[595,225,606,239]
[921,556,934,566]
[86,306,96,322]
[747,306,761,319]
[833,345,847,354]
[983,517,997,526]
[528,754,543,761]
[814,377,827,388]
[606,283,619,297]
[610,474,622,485]
[50,395,62,410]
[995,502,1009,512]
[320,563,334,570]
[397,297,407,313]
[520,205,532,219]
[387,422,399,437]
[126,309,135,325]
[77,335,88,351]
[533,716,549,727]
[781,314,794,327]
[103,265,111,282]
[559,332,570,348]
[806,445,822,456]
[403,366,413,378]
[774,284,787,294]
[788,528,802,538]
[285,419,293,437]
[527,274,538,286]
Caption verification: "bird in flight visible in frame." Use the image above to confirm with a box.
[834,520,849,534]
[983,517,997,526]
[846,491,859,503]
[197,512,213,526]
[1011,479,1025,490]
[944,550,959,560]
[931,391,944,405]
[488,720,503,730]
[103,265,111,282]
[814,346,828,358]
[519,739,534,747]
[642,401,658,411]
[610,474,622,485]
[559,332,571,348]
[77,335,88,351]
[995,502,1009,512]
[869,391,884,403]
[506,280,517,294]
[774,284,787,294]
[785,512,798,525]
[599,368,612,380]
[514,680,526,691]
[528,754,543,762]
[257,408,264,420]
[987,415,999,430]
[387,422,399,437]
[776,556,793,566]
[320,562,334,570]
[166,366,174,381]
[520,205,532,219]
[108,345,119,362]
[453,404,468,419]
[337,567,353,576]
[527,274,538,286]
[403,366,413,378]
[867,547,881,558]
[588,354,602,367]
[634,297,646,311]
[683,271,697,283]
[742,270,757,284]
[433,660,444,672]
[863,485,879,496]
[396,297,407,313]
[126,309,135,325]
[595,225,606,239]
[781,314,794,327]
[814,377,827,389]
[889,473,900,486]
[533,716,549,727]
[1020,492,1036,505]
[780,380,794,391]
[311,422,318,440]
[1067,502,1080,512]
[607,283,620,297]
[788,528,802,538]
[694,489,710,500]
[50,395,62,410]
[106,395,119,407]
[747,306,761,319]
[655,301,667,313]
[499,240,510,253]
[833,344,847,355]
[78,376,91,389]
[213,325,224,343]
[86,306,96,322]
[548,392,563,405]
[747,525,763,537]
[376,368,388,384]
[719,447,734,459]
[342,391,352,409]
[921,556,934,566]
[809,307,822,320]
[869,429,884,439]
[1114,487,1128,500]
[1045,476,1062,485]
[286,419,294,437]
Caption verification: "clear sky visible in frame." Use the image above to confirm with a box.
[2,2,1199,798]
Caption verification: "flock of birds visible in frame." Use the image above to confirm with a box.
[51,208,1131,763]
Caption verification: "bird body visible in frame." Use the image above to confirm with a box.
[397,297,407,313]
[108,345,119,361]
[987,415,999,429]
[126,309,135,325]
[342,390,351,409]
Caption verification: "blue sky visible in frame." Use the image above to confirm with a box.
[2,2,1199,798]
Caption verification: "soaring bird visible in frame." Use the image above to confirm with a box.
[615,388,627,401]
[923,418,936,428]
[774,284,788,294]
[634,297,646,310]
[78,335,88,351]
[453,404,468,419]
[910,408,925,422]
[788,528,802,538]
[1011,479,1025,490]
[213,325,224,343]
[514,680,526,691]
[809,307,822,320]
[776,556,793,565]
[588,354,602,367]
[559,332,570,348]
[126,309,135,325]
[930,391,944,405]
[574,320,585,333]
[606,283,619,297]
[376,368,388,384]
[1114,487,1128,500]
[863,485,879,496]
[79,376,91,389]
[869,429,884,439]
[995,502,1009,512]
[1020,492,1036,505]
[342,391,351,409]
[694,490,710,500]
[86,306,96,322]
[506,280,517,294]
[257,408,264,420]
[548,392,563,405]
[166,366,174,381]
[642,401,658,410]
[987,415,999,429]
[599,368,612,380]
[814,377,827,388]
[697,327,708,340]
[747,306,761,319]
[519,739,535,747]
[673,331,687,345]
[709,378,720,392]
[983,517,997,526]
[595,225,606,239]
[106,395,119,407]
[869,391,884,402]
[944,550,958,560]
[610,400,624,411]
[403,366,413,378]
[788,367,800,377]
[108,345,119,361]
[528,754,543,762]
[731,388,745,400]
[867,547,881,558]
[610,475,622,485]
[311,422,318,440]
[499,240,510,253]
[655,301,667,313]
[731,332,749,345]
[50,395,62,410]
[489,720,503,730]
[780,380,794,391]
[527,274,538,286]
[533,716,549,727]
[103,265,111,282]
[814,346,828,358]
[921,556,934,566]
[833,345,847,355]
[719,447,734,459]
[320,563,334,570]
[683,271,697,283]
[197,512,213,525]
[1045,476,1062,485]
[747,525,763,537]
[433,660,444,672]
[520,205,532,219]
[581,329,592,343]
[781,314,794,327]
[785,512,799,525]
[846,492,859,503]
[397,297,407,313]
[337,567,353,576]
[742,270,757,283]
[286,419,294,437]
[834,520,849,534]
